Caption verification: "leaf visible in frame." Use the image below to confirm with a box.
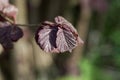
[35,22,59,53]
[0,26,13,49]
[3,5,18,22]
[56,27,77,52]
[0,24,23,49]
[10,26,23,42]
[55,16,84,45]
[35,16,84,53]
[0,0,18,22]
[55,16,77,33]
[0,0,9,11]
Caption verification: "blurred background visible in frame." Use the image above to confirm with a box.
[0,0,120,80]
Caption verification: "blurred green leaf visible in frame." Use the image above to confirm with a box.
[110,30,120,45]
[56,76,81,80]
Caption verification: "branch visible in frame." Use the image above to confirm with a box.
[0,12,41,27]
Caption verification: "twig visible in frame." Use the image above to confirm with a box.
[0,12,14,24]
[14,24,41,27]
[0,12,41,27]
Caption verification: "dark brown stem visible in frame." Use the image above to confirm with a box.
[14,24,41,27]
[0,12,41,27]
[0,12,14,24]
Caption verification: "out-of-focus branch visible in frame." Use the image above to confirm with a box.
[0,69,4,80]
[0,44,4,54]
[66,0,92,75]
[12,0,35,80]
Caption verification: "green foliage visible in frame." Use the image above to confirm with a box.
[80,59,93,80]
[80,58,113,80]
[110,30,120,45]
[103,0,120,40]
[56,76,81,80]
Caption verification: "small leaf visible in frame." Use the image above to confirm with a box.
[35,16,84,53]
[0,0,9,11]
[0,26,13,49]
[0,24,23,49]
[0,0,18,22]
[35,22,59,53]
[10,26,23,42]
[56,27,77,52]
[3,5,18,22]
[55,16,84,45]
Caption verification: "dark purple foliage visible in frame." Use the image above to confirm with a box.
[0,25,23,49]
[35,16,84,53]
[0,0,23,50]
[0,15,6,22]
[0,26,13,49]
[10,26,23,42]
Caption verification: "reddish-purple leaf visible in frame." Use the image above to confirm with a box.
[35,22,59,53]
[0,26,13,49]
[35,16,83,53]
[3,5,18,22]
[0,0,18,22]
[10,26,23,42]
[56,27,77,52]
[55,16,84,45]
[0,24,23,49]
